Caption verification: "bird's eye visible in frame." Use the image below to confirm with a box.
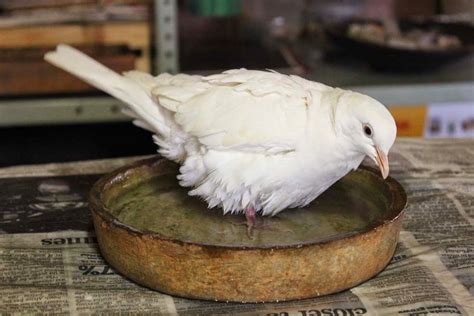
[363,124,373,137]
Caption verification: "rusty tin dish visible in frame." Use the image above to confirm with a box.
[89,156,407,303]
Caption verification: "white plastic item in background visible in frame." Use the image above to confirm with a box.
[425,102,474,138]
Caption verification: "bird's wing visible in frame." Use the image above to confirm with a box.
[205,68,331,96]
[149,69,316,154]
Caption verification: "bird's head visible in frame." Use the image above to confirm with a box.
[335,91,397,179]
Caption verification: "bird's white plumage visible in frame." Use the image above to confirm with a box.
[45,45,397,216]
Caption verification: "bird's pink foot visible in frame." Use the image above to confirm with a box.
[231,207,278,239]
[244,207,276,238]
[245,207,257,238]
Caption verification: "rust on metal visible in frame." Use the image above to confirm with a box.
[89,156,407,303]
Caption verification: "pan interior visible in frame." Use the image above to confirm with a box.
[103,163,398,248]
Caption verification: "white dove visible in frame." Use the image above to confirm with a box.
[45,45,396,235]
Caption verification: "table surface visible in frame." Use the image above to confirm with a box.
[0,138,473,315]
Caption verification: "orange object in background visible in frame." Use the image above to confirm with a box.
[389,105,427,137]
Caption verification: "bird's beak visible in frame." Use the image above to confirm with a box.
[374,145,389,179]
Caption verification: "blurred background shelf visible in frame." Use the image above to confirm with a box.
[0,0,473,166]
[1,79,472,126]
[0,96,128,127]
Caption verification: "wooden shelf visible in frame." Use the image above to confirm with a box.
[0,22,151,71]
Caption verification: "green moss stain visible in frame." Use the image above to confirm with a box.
[105,169,395,248]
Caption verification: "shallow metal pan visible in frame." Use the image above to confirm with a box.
[90,156,407,302]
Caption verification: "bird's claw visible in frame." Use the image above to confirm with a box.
[246,219,274,239]
[230,218,264,239]
[231,207,288,239]
[245,206,257,239]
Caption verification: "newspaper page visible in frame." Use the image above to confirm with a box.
[0,138,473,315]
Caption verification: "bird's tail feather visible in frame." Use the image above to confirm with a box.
[44,44,170,137]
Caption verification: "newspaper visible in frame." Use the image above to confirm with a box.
[1,138,473,315]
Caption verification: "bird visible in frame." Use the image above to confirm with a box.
[45,44,397,236]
